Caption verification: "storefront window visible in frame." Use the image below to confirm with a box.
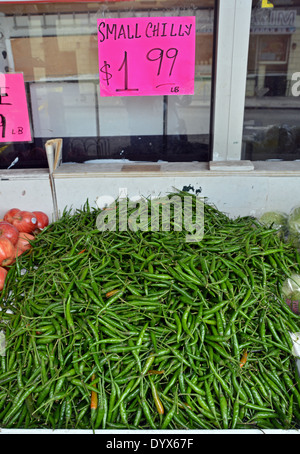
[0,0,216,169]
[243,0,300,161]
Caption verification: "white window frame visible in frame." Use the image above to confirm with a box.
[212,0,252,162]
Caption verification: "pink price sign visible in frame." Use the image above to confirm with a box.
[0,73,31,142]
[97,16,195,97]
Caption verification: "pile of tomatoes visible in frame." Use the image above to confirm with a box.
[0,208,49,291]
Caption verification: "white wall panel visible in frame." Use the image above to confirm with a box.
[212,0,252,160]
[0,170,54,221]
[52,162,300,220]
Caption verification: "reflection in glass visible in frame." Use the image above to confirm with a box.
[243,0,300,161]
[0,0,215,168]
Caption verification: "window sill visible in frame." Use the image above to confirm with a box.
[51,160,300,178]
[2,161,300,180]
[0,169,50,180]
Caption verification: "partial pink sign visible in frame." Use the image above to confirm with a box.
[0,73,31,142]
[1,0,130,3]
[97,16,195,97]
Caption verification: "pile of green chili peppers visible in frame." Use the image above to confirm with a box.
[0,192,300,431]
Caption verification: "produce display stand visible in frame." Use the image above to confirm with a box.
[1,191,300,435]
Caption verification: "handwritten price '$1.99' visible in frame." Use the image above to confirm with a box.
[100,47,179,93]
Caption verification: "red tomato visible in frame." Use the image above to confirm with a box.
[12,211,37,233]
[3,208,20,224]
[0,221,19,245]
[32,211,49,229]
[0,266,7,291]
[15,232,34,254]
[0,237,15,266]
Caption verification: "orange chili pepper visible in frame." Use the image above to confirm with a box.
[147,370,165,375]
[240,349,248,368]
[90,374,98,411]
[182,402,193,410]
[149,376,164,415]
[105,289,119,298]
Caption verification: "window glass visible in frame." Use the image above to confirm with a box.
[243,0,300,161]
[0,0,215,169]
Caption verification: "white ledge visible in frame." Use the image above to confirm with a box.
[0,168,50,180]
[2,161,300,179]
[52,160,300,178]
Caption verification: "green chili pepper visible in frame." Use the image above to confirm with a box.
[1,193,300,430]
